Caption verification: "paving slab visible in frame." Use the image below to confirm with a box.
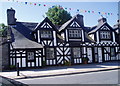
[0,61,119,80]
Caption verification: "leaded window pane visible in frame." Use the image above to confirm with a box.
[73,48,81,58]
[41,30,52,38]
[69,30,81,38]
[27,52,34,61]
[100,31,111,39]
[46,48,54,59]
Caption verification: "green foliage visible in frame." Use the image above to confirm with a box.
[0,23,7,29]
[82,57,89,61]
[0,23,7,37]
[10,65,16,69]
[46,5,72,25]
[64,61,71,66]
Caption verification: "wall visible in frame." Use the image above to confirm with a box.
[0,37,9,71]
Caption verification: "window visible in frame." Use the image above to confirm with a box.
[69,30,81,38]
[73,48,81,58]
[100,31,111,39]
[46,48,54,59]
[41,30,52,38]
[27,52,34,61]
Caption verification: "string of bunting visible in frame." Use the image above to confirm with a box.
[7,0,113,16]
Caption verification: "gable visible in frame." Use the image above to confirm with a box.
[100,25,111,31]
[89,22,114,34]
[34,17,58,32]
[69,20,81,28]
[41,22,52,29]
[59,14,84,32]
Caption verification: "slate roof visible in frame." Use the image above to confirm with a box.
[10,22,43,49]
[84,27,91,33]
[16,22,38,41]
[59,14,83,32]
[88,22,114,34]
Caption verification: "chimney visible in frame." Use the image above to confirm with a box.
[98,16,107,24]
[7,8,16,25]
[76,14,84,26]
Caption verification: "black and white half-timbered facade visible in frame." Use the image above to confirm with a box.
[88,17,120,62]
[6,8,120,69]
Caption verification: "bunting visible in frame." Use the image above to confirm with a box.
[7,0,114,16]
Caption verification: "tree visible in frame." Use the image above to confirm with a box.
[46,5,72,25]
[0,23,7,29]
[0,23,8,36]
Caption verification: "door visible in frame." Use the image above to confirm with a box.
[98,47,103,63]
[87,47,93,63]
[93,47,99,63]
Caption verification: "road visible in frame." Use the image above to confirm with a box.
[17,70,119,84]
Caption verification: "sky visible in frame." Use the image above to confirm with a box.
[0,0,119,27]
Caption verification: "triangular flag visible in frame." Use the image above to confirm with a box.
[88,11,90,13]
[25,2,27,4]
[30,2,32,5]
[65,8,67,9]
[52,6,55,8]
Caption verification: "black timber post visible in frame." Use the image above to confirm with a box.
[16,63,20,76]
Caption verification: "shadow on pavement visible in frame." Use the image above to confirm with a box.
[0,76,28,86]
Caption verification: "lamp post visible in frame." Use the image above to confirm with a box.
[117,20,120,45]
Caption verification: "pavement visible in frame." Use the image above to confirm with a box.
[0,61,120,80]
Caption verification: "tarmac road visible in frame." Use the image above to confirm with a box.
[17,69,119,84]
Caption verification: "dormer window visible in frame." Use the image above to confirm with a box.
[100,31,111,39]
[41,30,52,38]
[68,30,81,38]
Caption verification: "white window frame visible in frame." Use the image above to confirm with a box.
[100,31,111,39]
[69,30,81,38]
[41,30,52,38]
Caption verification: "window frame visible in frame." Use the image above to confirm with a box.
[40,30,53,39]
[27,51,35,62]
[100,31,111,40]
[68,29,82,39]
